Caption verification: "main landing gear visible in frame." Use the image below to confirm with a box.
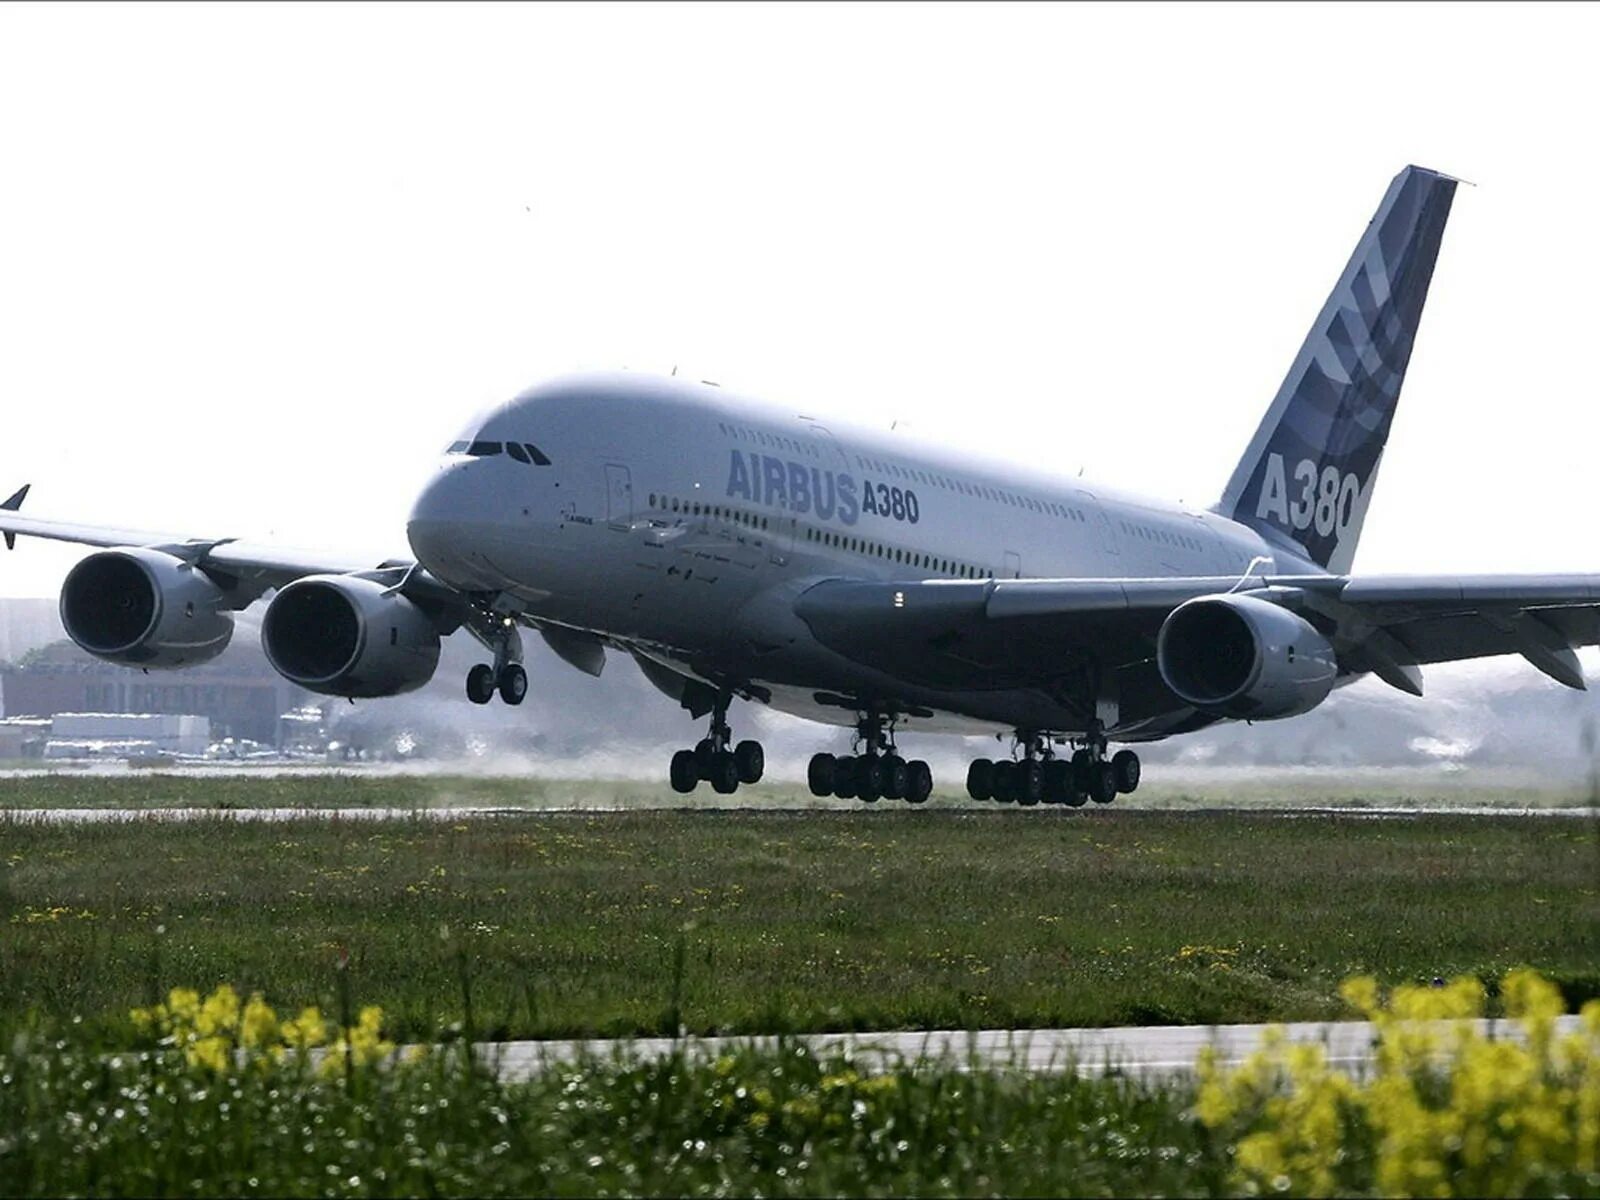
[964,727,1140,807]
[806,714,933,805]
[669,700,765,795]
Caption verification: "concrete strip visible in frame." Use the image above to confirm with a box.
[474,1016,1586,1081]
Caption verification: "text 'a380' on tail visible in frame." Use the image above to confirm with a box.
[1216,164,1459,574]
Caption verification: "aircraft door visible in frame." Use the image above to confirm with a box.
[1075,490,1120,559]
[604,464,634,531]
[1002,550,1022,579]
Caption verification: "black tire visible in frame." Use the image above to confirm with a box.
[807,752,836,797]
[857,756,883,803]
[832,757,859,800]
[466,663,496,705]
[669,749,699,794]
[1090,762,1117,805]
[966,759,994,801]
[991,761,1017,803]
[1042,759,1072,805]
[1017,761,1043,807]
[907,760,933,804]
[1111,749,1141,794]
[1070,748,1096,793]
[498,663,528,706]
[710,752,740,795]
[881,755,909,801]
[734,740,765,785]
[694,738,718,777]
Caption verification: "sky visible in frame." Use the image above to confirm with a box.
[0,1,1596,597]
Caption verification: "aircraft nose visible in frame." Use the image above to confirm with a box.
[406,463,479,569]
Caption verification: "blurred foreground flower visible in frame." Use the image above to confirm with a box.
[1196,969,1600,1196]
[131,984,388,1077]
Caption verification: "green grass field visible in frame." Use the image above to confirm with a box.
[3,780,1595,1041]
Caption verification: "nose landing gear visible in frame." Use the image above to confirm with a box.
[465,610,528,706]
[806,713,933,805]
[669,699,765,795]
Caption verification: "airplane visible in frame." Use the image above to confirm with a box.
[5,163,1597,807]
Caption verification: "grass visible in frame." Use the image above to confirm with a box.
[2,786,1596,1041]
[0,1022,1229,1198]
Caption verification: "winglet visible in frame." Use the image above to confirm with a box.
[1,484,30,550]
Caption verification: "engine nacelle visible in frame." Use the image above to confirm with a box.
[60,547,234,668]
[262,574,440,698]
[1156,593,1337,720]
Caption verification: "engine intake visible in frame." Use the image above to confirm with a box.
[60,548,233,668]
[262,575,440,698]
[1157,593,1337,720]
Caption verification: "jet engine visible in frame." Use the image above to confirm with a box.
[1156,593,1337,720]
[261,574,441,698]
[59,547,234,668]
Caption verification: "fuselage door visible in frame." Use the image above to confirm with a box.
[604,463,634,532]
[1002,549,1022,579]
[1075,489,1120,558]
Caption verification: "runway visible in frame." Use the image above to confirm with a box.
[4,804,1597,823]
[478,1015,1587,1081]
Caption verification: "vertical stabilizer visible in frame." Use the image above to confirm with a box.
[1217,165,1458,573]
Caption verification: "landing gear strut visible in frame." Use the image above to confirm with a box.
[965,724,1139,808]
[807,713,933,805]
[669,698,764,795]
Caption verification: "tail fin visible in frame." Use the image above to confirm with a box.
[1217,164,1458,573]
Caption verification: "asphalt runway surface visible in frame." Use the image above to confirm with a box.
[4,804,1598,822]
[477,1015,1588,1081]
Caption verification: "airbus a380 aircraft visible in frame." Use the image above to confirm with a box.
[5,164,1596,806]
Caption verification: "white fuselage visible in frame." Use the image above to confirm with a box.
[406,373,1289,738]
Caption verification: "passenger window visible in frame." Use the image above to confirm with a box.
[505,442,531,464]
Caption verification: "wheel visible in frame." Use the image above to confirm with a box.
[807,752,836,797]
[466,663,496,705]
[497,663,528,706]
[881,755,909,801]
[832,757,858,800]
[907,760,933,804]
[1089,761,1118,805]
[856,756,883,803]
[734,740,765,785]
[1042,759,1072,805]
[966,758,994,801]
[1111,749,1141,794]
[1016,760,1043,807]
[1070,748,1096,793]
[709,752,740,795]
[669,749,699,794]
[991,761,1017,803]
[694,738,718,776]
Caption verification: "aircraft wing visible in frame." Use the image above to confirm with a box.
[0,507,454,606]
[792,573,1600,694]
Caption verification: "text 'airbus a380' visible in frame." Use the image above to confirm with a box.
[5,164,1594,806]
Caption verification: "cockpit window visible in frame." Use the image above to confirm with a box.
[447,441,469,453]
[466,440,503,457]
[505,441,530,464]
[525,443,552,466]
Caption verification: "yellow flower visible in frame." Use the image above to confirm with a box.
[240,994,278,1049]
[196,984,240,1038]
[166,987,200,1025]
[186,1035,229,1073]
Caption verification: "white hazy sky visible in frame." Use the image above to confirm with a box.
[0,1,1596,597]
